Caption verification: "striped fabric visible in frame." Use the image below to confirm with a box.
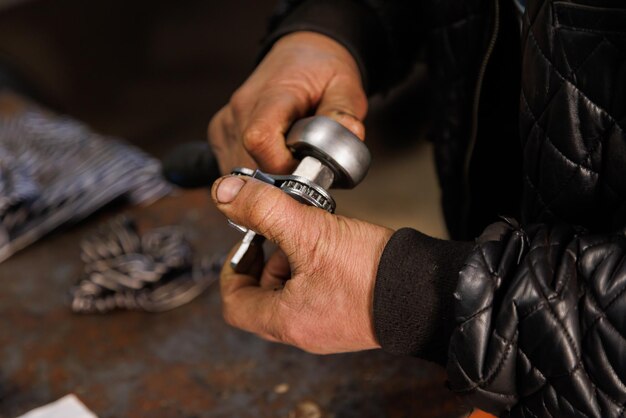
[0,107,171,263]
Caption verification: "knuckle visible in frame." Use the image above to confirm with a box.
[229,89,248,114]
[242,126,271,153]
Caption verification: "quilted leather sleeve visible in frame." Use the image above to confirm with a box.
[447,219,626,417]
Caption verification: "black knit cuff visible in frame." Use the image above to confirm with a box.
[260,0,388,94]
[374,228,474,366]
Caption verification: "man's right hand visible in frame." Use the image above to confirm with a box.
[208,31,368,175]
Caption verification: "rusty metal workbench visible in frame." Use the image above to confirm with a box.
[0,95,467,418]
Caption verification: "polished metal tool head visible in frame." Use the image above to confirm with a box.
[285,116,371,189]
[229,116,371,273]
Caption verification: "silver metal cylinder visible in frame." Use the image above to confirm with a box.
[285,116,371,189]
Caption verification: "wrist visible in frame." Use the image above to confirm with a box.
[260,0,388,93]
[271,31,362,75]
[373,228,474,365]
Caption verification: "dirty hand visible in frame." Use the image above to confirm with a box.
[211,175,392,354]
[208,31,367,175]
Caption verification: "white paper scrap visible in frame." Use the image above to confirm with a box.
[16,394,98,418]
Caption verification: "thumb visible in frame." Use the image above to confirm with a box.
[211,175,324,256]
[315,76,368,140]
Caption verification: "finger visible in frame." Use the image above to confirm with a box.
[221,279,281,339]
[211,175,325,258]
[208,106,256,174]
[220,244,281,339]
[315,76,368,140]
[239,90,311,174]
[259,250,291,289]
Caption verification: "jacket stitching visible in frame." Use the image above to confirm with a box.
[580,129,606,170]
[554,22,574,75]
[536,148,590,219]
[522,138,612,222]
[451,333,519,397]
[587,352,626,413]
[564,33,606,80]
[516,358,591,418]
[448,349,479,393]
[556,25,626,37]
[527,0,549,30]
[584,246,626,312]
[581,282,626,347]
[521,30,605,136]
[518,299,549,320]
[522,91,599,176]
[516,347,550,406]
[518,346,548,383]
[536,247,626,412]
[528,241,565,253]
[579,238,616,255]
[520,92,613,219]
[463,261,488,271]
[524,174,562,221]
[520,346,593,417]
[524,118,622,220]
[526,252,583,363]
[541,33,615,174]
[464,250,518,392]
[587,325,626,407]
[525,28,616,131]
[526,27,626,134]
[565,79,626,135]
[459,303,493,327]
[449,348,518,402]
[520,41,605,177]
[551,356,584,379]
[479,243,499,280]
[522,404,540,418]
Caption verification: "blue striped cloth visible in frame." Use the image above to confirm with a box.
[0,103,172,263]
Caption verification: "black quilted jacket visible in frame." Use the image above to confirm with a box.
[267,0,626,416]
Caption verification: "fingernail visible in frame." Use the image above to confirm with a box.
[332,109,359,121]
[328,111,365,139]
[216,176,245,203]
